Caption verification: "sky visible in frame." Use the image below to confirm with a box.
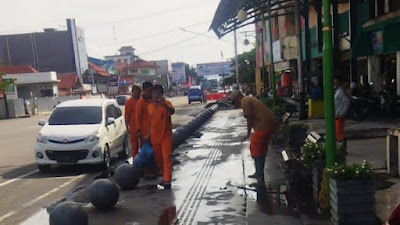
[0,0,255,66]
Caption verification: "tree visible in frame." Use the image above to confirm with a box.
[185,64,197,84]
[225,48,256,85]
[0,63,15,118]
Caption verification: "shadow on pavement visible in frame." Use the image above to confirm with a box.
[1,157,125,180]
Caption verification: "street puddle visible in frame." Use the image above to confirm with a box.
[248,183,298,217]
[158,206,178,225]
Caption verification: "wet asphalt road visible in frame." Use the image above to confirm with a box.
[0,96,205,225]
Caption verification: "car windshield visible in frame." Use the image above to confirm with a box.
[48,106,102,125]
[188,89,202,94]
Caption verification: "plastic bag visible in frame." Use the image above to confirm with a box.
[133,143,155,168]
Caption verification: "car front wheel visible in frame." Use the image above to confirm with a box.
[118,136,129,159]
[102,145,111,171]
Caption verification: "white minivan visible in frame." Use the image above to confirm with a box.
[35,99,129,172]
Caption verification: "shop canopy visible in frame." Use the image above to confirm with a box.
[209,0,298,38]
[352,12,400,57]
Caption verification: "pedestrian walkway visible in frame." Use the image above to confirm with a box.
[83,109,305,224]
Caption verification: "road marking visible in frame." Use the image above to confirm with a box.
[0,174,85,223]
[0,169,39,188]
[0,211,16,222]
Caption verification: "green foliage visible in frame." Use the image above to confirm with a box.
[327,160,373,180]
[227,48,256,85]
[298,142,325,169]
[0,63,14,93]
[263,96,287,118]
[298,141,347,169]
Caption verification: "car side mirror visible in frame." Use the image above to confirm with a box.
[38,119,46,126]
[107,117,116,125]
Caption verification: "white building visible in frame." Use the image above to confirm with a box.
[4,72,60,100]
[105,46,139,64]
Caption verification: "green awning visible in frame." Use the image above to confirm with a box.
[352,15,400,57]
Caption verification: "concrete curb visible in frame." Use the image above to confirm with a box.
[172,104,219,150]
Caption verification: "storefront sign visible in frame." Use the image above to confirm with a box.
[273,40,283,63]
[370,31,382,54]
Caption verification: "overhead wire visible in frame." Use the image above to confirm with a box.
[84,20,216,52]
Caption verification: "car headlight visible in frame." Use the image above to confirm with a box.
[37,133,48,143]
[86,132,101,143]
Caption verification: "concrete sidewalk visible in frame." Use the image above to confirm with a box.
[291,116,400,140]
[21,109,314,224]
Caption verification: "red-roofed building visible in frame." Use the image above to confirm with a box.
[119,59,159,85]
[0,65,39,74]
[83,62,115,90]
[57,73,81,96]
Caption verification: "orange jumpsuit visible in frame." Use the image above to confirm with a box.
[125,97,139,157]
[148,100,174,183]
[335,116,345,141]
[250,129,272,157]
[136,97,152,145]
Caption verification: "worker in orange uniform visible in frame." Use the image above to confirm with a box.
[125,85,141,158]
[230,91,278,181]
[145,84,175,190]
[136,81,153,146]
[334,77,350,143]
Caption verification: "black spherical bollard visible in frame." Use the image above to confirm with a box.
[49,201,88,225]
[115,164,141,190]
[89,179,119,209]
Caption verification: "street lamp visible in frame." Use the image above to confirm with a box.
[237,9,248,22]
[244,38,250,46]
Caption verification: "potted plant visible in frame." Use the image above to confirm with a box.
[327,161,375,225]
[287,123,308,148]
[298,142,347,206]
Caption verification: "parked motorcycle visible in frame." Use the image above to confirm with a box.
[348,82,380,121]
[379,79,400,115]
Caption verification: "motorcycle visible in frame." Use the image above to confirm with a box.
[379,79,400,115]
[348,82,380,121]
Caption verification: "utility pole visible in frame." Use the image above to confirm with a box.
[90,65,95,93]
[295,0,307,119]
[267,0,276,102]
[234,27,240,88]
[322,0,336,167]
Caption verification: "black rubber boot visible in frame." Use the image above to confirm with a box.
[248,156,265,180]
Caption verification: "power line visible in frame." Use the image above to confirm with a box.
[139,33,206,56]
[81,5,197,28]
[84,20,213,51]
[179,28,233,43]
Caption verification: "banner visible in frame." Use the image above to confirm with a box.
[171,62,186,83]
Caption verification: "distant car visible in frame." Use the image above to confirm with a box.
[187,86,205,104]
[35,99,129,172]
[115,95,130,105]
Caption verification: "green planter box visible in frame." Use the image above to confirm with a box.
[329,178,375,225]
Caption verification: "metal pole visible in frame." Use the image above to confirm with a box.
[295,0,307,119]
[261,19,267,90]
[234,27,240,88]
[267,0,276,102]
[4,94,9,118]
[350,0,358,83]
[322,0,336,168]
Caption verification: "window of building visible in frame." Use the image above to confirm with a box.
[141,68,150,75]
[369,0,386,18]
[130,69,138,74]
